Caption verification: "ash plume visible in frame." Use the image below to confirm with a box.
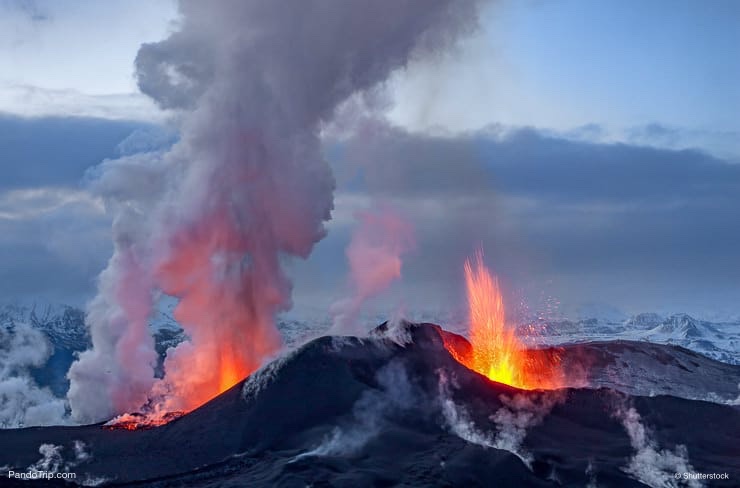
[67,0,481,422]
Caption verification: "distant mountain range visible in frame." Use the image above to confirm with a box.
[2,323,738,486]
[2,302,738,405]
[528,312,740,365]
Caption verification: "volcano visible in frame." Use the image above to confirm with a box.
[1,322,739,487]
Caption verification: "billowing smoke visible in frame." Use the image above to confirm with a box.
[67,0,481,422]
[0,324,67,428]
[615,405,701,488]
[331,206,414,333]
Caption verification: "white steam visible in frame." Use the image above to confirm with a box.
[615,406,702,488]
[0,324,67,427]
[297,360,416,459]
[438,371,496,446]
[29,443,65,473]
[490,391,564,466]
[437,371,562,467]
[27,440,90,473]
[67,0,481,422]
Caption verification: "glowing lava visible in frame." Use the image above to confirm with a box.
[444,251,564,390]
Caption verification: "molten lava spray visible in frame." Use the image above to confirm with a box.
[66,0,482,424]
[445,251,563,390]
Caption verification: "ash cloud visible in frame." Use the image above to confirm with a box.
[67,0,482,423]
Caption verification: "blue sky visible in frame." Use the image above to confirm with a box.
[0,0,738,318]
[388,0,740,158]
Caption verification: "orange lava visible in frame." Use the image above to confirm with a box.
[444,251,564,390]
[217,346,250,394]
[103,411,185,430]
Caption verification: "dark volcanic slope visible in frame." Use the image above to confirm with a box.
[1,323,739,487]
[556,340,740,402]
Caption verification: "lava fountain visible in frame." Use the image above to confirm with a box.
[444,251,564,390]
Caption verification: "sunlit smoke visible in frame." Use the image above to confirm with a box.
[331,206,414,334]
[67,0,481,423]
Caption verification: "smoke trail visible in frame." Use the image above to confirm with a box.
[331,206,414,333]
[437,370,497,448]
[67,0,481,422]
[615,406,701,488]
[437,370,563,467]
[296,360,416,459]
[490,391,564,466]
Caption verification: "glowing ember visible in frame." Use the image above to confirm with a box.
[445,251,564,390]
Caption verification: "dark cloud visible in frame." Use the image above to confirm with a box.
[624,123,740,161]
[314,125,740,316]
[344,125,740,202]
[0,114,151,303]
[0,113,151,190]
[1,113,738,315]
[0,189,111,304]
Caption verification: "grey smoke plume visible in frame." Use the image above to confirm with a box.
[67,0,481,422]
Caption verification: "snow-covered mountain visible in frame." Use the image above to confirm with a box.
[3,301,739,394]
[0,303,88,350]
[528,311,740,365]
[2,323,739,486]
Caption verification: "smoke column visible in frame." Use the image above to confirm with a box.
[67,0,480,423]
[331,206,414,333]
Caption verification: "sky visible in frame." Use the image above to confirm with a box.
[1,0,739,319]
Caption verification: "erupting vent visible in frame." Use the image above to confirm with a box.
[444,251,564,390]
